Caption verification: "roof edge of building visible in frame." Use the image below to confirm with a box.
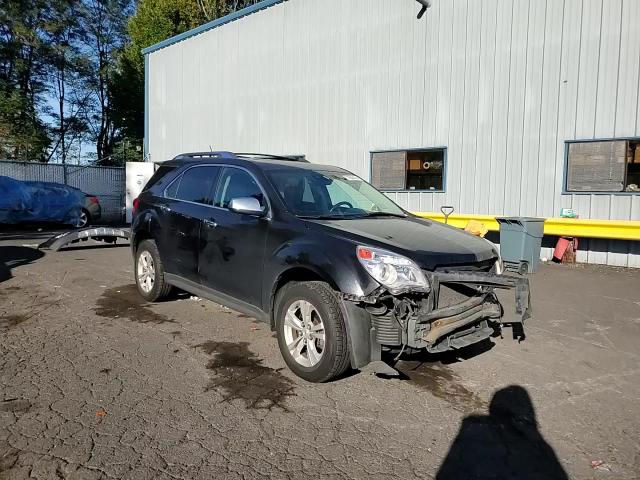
[142,0,286,56]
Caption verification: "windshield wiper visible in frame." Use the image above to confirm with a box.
[298,212,407,220]
[357,212,407,218]
[297,214,345,220]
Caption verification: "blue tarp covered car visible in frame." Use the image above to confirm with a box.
[0,176,84,225]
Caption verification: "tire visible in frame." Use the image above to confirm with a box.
[135,239,173,302]
[518,261,529,275]
[78,209,91,228]
[275,281,351,382]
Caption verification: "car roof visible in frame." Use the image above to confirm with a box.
[160,152,347,173]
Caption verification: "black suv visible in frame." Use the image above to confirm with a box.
[131,152,531,382]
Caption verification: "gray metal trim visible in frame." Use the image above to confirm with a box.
[141,0,286,55]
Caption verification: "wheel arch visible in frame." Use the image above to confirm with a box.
[131,210,160,253]
[269,266,339,329]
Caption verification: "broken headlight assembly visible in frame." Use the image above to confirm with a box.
[356,245,430,295]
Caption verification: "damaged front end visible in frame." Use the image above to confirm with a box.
[344,270,531,356]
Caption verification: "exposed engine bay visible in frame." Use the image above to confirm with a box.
[345,271,531,354]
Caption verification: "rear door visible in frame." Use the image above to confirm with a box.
[160,165,221,281]
[198,166,269,308]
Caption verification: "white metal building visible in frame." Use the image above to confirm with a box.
[143,0,640,266]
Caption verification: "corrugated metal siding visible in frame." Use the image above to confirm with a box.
[0,161,124,222]
[147,0,640,266]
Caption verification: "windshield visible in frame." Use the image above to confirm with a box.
[266,168,406,218]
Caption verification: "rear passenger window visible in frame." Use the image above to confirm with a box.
[165,179,179,198]
[169,166,220,205]
[214,168,266,209]
[144,165,175,191]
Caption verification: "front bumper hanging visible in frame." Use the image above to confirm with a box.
[38,227,131,252]
[345,270,532,357]
[410,271,531,351]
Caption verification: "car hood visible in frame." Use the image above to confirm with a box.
[307,216,497,270]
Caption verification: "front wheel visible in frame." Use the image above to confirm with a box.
[135,239,172,302]
[275,281,351,382]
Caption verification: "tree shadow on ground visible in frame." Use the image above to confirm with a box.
[0,246,44,283]
[436,385,569,480]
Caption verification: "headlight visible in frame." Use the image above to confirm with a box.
[356,246,429,294]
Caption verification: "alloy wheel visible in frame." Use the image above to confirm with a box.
[137,251,155,293]
[283,300,326,367]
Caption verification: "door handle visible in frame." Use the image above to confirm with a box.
[158,204,171,212]
[203,219,218,228]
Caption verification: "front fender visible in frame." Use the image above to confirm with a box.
[267,239,379,300]
[265,238,380,370]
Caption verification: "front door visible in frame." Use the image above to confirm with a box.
[198,167,269,308]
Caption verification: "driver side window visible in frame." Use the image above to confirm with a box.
[213,167,266,210]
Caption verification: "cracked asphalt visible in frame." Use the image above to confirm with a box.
[1,235,639,479]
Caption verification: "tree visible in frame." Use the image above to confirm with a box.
[0,0,51,161]
[41,0,89,165]
[0,0,257,164]
[77,0,133,162]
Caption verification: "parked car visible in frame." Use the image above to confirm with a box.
[0,176,84,226]
[131,153,531,382]
[80,192,102,227]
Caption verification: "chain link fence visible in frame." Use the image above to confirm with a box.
[0,161,125,223]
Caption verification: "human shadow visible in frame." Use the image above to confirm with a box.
[436,385,568,480]
[0,246,44,283]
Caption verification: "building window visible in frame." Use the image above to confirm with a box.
[566,139,640,193]
[370,148,446,191]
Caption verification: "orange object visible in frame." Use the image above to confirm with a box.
[96,409,107,417]
[464,220,488,237]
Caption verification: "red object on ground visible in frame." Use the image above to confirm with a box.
[553,237,579,262]
[553,238,570,261]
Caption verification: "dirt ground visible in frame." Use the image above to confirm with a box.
[1,233,639,479]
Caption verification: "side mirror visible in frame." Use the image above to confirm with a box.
[228,197,266,216]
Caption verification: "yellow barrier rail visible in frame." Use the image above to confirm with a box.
[413,212,640,241]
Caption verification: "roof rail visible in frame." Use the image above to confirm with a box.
[171,151,309,163]
[234,153,308,162]
[173,151,236,160]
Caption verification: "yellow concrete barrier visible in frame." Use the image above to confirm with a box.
[413,212,640,241]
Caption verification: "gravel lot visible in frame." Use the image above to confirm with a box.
[1,233,639,479]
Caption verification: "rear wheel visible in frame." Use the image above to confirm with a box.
[275,281,350,382]
[78,208,91,228]
[135,239,172,301]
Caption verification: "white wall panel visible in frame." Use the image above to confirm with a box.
[487,0,512,215]
[536,0,564,218]
[147,0,640,266]
[474,0,497,215]
[458,0,481,213]
[503,0,529,217]
[595,0,622,137]
[574,0,602,138]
